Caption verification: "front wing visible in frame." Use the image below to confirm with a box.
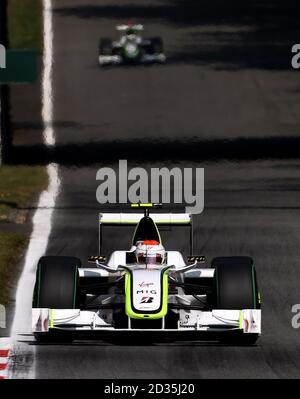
[32,308,261,335]
[98,53,166,66]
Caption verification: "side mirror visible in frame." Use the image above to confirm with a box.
[187,255,205,264]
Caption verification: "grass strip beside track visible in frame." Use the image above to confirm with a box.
[0,166,47,222]
[0,165,47,305]
[8,0,43,51]
[0,232,28,305]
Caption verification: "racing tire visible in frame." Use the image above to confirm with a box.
[33,256,80,343]
[99,38,113,56]
[150,37,164,54]
[212,256,260,345]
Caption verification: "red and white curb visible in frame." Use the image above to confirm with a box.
[0,341,11,379]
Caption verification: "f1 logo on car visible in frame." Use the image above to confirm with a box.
[140,297,154,304]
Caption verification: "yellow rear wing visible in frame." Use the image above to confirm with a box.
[99,212,191,225]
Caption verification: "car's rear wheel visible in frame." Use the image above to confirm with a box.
[33,256,80,343]
[99,38,113,56]
[212,256,260,345]
[150,37,164,54]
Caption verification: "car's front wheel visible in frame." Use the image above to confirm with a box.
[212,256,260,345]
[33,256,80,343]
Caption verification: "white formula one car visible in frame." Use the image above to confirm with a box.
[98,24,166,66]
[32,204,261,344]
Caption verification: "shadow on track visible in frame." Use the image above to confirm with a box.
[21,338,259,348]
[9,136,300,166]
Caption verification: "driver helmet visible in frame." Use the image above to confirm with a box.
[135,240,166,265]
[126,28,135,36]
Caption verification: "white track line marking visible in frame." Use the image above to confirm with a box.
[42,0,55,146]
[8,0,58,379]
[11,164,60,337]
